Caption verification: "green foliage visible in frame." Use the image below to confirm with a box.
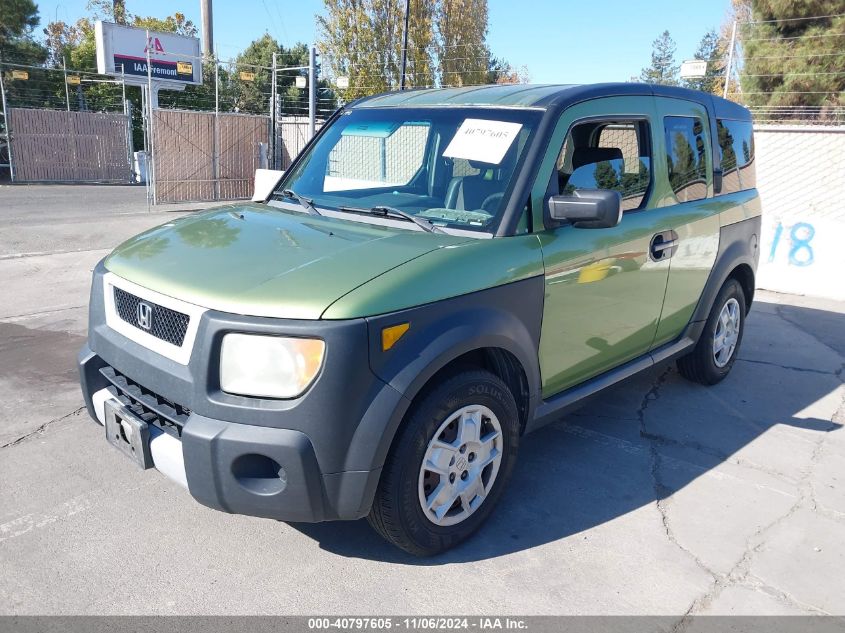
[0,0,47,64]
[667,131,704,192]
[620,160,650,198]
[717,121,737,172]
[438,0,489,87]
[593,161,620,191]
[640,30,679,86]
[318,0,406,100]
[318,0,519,100]
[486,56,530,85]
[232,35,309,115]
[741,0,845,118]
[683,29,725,94]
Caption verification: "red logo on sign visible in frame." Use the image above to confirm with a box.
[144,37,165,55]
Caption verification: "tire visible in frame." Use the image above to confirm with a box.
[677,278,747,385]
[368,369,520,556]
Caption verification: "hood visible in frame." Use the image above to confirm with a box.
[104,203,467,319]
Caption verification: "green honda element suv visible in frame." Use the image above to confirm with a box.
[79,83,761,555]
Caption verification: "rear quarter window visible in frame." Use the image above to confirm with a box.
[716,119,756,194]
[663,116,708,203]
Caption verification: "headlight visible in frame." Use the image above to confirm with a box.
[220,334,325,399]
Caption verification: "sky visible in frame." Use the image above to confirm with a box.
[35,0,732,83]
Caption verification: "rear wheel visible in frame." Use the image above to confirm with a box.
[677,278,747,385]
[368,370,520,556]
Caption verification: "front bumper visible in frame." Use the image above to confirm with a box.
[80,346,386,522]
[79,263,409,523]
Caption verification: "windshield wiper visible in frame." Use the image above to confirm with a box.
[280,189,322,216]
[339,205,445,234]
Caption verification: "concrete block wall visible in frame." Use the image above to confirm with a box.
[754,125,845,301]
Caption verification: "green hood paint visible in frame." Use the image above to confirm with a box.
[104,204,468,319]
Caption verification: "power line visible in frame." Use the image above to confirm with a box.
[741,12,845,25]
[742,31,845,43]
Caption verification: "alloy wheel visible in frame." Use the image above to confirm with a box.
[417,404,503,527]
[713,297,741,368]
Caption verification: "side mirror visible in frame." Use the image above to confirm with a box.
[548,189,622,229]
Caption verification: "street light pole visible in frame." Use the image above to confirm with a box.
[400,0,410,90]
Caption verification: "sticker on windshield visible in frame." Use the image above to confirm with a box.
[443,119,523,165]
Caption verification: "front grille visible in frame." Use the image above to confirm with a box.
[113,286,189,347]
[100,366,190,437]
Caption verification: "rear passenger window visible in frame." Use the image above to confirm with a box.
[716,119,756,194]
[554,120,652,211]
[663,116,708,203]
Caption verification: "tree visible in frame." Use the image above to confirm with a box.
[317,0,399,100]
[487,56,530,85]
[437,0,489,87]
[232,34,310,115]
[740,0,845,120]
[0,0,47,64]
[684,29,724,94]
[318,0,496,100]
[640,30,679,86]
[404,0,437,87]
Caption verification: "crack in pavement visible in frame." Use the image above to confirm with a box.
[736,357,840,376]
[0,407,85,449]
[667,370,845,626]
[637,368,719,579]
[639,428,804,486]
[0,304,87,322]
[636,368,724,632]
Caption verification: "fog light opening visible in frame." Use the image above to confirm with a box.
[231,454,288,495]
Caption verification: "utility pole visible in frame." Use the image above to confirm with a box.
[400,0,410,89]
[723,20,737,99]
[270,52,278,170]
[200,0,214,59]
[308,46,317,138]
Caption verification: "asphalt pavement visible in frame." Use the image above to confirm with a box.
[1,184,843,616]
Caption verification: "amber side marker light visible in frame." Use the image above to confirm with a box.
[382,322,410,351]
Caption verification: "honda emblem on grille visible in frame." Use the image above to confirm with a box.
[136,302,153,330]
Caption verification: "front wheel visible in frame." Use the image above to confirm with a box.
[368,370,520,556]
[677,278,747,385]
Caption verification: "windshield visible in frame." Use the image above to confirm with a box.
[273,107,543,233]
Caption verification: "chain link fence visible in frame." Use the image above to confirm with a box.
[0,61,133,183]
[0,50,338,198]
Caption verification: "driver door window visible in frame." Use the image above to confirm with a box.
[554,120,652,212]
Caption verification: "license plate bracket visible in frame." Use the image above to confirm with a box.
[104,399,153,469]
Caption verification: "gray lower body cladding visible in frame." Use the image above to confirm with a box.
[80,262,546,523]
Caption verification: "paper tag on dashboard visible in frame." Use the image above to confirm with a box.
[443,119,523,165]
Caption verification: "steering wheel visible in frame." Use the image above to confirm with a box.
[479,192,504,214]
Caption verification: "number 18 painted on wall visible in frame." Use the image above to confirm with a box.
[768,221,815,267]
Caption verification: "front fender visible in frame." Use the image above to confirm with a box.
[341,276,545,476]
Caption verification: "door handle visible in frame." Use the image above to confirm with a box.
[650,231,679,261]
